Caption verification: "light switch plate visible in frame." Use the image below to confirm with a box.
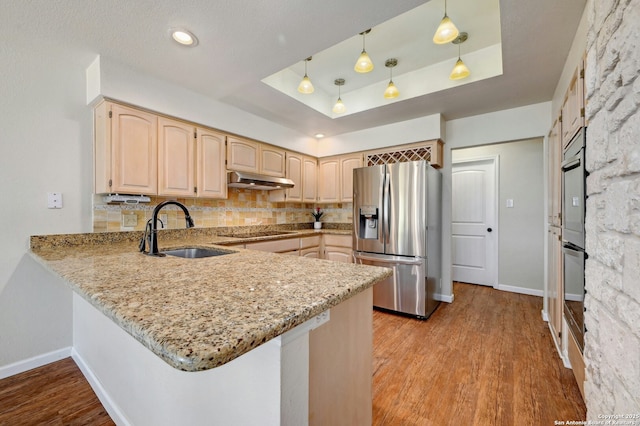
[47,192,62,209]
[506,199,514,208]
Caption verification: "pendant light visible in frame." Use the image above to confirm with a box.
[450,32,470,80]
[384,58,399,99]
[332,78,346,114]
[433,0,459,45]
[354,29,374,73]
[297,57,314,94]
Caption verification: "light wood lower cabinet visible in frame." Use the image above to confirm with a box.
[232,233,350,262]
[323,234,353,263]
[309,287,372,425]
[244,238,299,254]
[548,226,563,345]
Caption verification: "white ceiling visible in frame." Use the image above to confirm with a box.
[1,0,586,138]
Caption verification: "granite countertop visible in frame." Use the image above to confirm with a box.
[29,226,390,372]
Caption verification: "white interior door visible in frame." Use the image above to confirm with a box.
[451,158,497,287]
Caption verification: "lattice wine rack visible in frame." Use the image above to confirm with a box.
[365,141,442,168]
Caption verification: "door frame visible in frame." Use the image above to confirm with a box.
[451,155,500,289]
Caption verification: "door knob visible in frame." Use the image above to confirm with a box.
[487,228,493,232]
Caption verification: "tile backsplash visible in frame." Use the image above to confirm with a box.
[93,189,352,232]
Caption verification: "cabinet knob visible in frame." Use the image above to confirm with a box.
[487,227,493,232]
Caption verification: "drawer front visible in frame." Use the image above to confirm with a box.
[324,234,352,248]
[245,238,300,253]
[300,236,321,249]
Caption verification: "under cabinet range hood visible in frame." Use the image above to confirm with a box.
[227,171,295,190]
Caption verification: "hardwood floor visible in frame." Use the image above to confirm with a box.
[0,282,585,425]
[372,282,586,425]
[0,357,113,425]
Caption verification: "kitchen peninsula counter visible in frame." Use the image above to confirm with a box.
[29,227,387,372]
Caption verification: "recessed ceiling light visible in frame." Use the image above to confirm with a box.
[170,28,198,47]
[315,133,325,139]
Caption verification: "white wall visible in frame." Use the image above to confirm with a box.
[441,102,551,299]
[317,114,444,157]
[452,139,545,294]
[0,43,93,368]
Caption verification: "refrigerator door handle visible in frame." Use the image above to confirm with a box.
[354,253,423,265]
[383,172,390,245]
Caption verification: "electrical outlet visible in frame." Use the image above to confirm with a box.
[159,214,168,228]
[122,214,138,227]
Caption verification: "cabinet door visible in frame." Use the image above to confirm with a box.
[286,152,303,202]
[548,119,562,226]
[110,103,158,195]
[548,226,563,344]
[158,117,195,197]
[324,247,353,263]
[302,156,318,203]
[227,137,259,172]
[261,146,286,177]
[318,158,340,202]
[340,155,363,202]
[300,247,321,258]
[561,64,584,148]
[197,128,227,199]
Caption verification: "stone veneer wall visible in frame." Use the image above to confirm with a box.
[93,189,352,232]
[583,0,640,418]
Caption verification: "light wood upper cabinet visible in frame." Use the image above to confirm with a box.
[285,152,303,202]
[158,117,195,197]
[302,156,318,203]
[95,101,158,195]
[318,154,362,203]
[561,62,585,148]
[227,136,285,177]
[340,154,363,203]
[260,145,286,177]
[227,137,260,173]
[318,158,340,203]
[196,128,227,199]
[548,118,562,226]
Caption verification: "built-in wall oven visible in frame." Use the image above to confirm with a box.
[561,127,586,352]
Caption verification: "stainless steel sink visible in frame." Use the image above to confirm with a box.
[161,247,236,259]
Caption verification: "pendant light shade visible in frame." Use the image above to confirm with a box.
[332,78,346,114]
[433,0,459,44]
[297,57,314,94]
[384,58,399,99]
[450,32,470,80]
[449,58,470,80]
[354,30,374,73]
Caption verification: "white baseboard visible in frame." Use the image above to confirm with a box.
[434,293,454,303]
[565,292,582,302]
[541,309,549,322]
[71,348,131,426]
[0,347,71,380]
[496,283,544,298]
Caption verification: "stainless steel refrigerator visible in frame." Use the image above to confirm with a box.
[353,160,441,319]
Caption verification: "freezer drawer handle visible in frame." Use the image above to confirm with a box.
[354,254,423,265]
